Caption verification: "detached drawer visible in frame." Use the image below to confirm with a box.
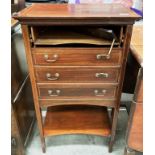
[35,67,120,83]
[37,83,117,100]
[32,48,122,66]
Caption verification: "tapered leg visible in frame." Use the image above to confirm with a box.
[35,108,46,153]
[37,108,46,153]
[109,108,119,153]
[41,137,46,153]
[111,108,114,120]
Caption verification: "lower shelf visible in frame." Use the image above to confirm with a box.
[43,105,111,137]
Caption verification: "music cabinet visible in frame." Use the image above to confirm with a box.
[13,4,140,153]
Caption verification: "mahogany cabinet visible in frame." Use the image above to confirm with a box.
[13,4,140,153]
[124,67,143,155]
[124,25,143,155]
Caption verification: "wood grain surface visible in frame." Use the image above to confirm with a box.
[14,4,140,19]
[32,48,123,66]
[126,68,143,153]
[128,103,143,152]
[39,99,116,108]
[43,105,111,137]
[35,67,120,83]
[130,25,143,66]
[37,83,117,99]
[13,4,141,25]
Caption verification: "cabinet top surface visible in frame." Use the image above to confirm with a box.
[13,4,140,24]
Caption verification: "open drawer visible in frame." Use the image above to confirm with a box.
[30,26,124,47]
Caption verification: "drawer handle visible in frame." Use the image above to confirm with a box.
[44,54,58,63]
[95,73,109,78]
[94,89,107,96]
[96,38,116,60]
[46,73,60,81]
[48,90,61,97]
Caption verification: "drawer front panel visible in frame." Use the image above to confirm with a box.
[35,67,120,83]
[38,84,117,99]
[32,48,122,66]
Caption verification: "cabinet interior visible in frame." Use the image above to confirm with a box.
[30,25,125,48]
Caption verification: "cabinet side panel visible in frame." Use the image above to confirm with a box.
[21,25,46,152]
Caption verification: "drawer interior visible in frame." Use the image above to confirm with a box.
[30,26,125,47]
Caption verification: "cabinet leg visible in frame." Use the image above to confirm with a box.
[41,138,46,153]
[109,138,114,153]
[124,147,136,155]
[111,108,114,121]
[109,108,119,153]
[35,108,46,153]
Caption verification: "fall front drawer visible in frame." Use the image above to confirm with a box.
[32,48,122,66]
[37,84,117,99]
[35,67,120,83]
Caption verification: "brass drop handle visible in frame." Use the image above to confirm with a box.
[48,90,61,97]
[94,89,107,96]
[96,38,116,60]
[46,73,60,81]
[95,73,109,78]
[44,54,58,63]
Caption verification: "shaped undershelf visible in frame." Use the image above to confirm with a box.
[43,105,111,137]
